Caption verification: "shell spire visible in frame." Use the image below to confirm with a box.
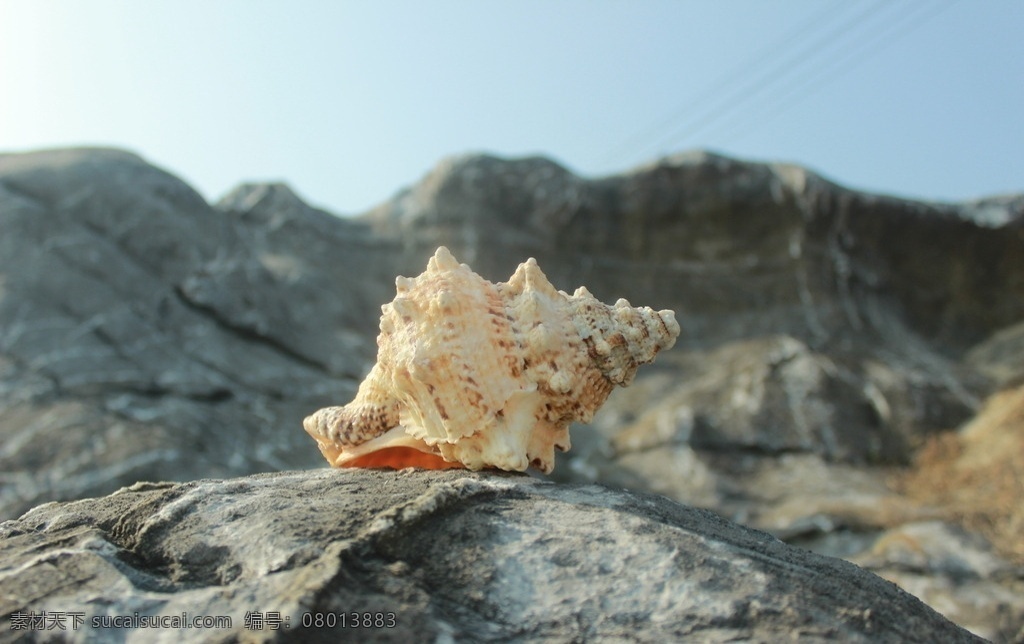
[303,246,679,474]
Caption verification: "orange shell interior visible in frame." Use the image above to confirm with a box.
[338,446,467,470]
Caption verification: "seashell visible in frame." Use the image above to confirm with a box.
[303,246,679,474]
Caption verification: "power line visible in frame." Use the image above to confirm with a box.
[604,1,857,164]
[710,0,961,148]
[648,0,897,157]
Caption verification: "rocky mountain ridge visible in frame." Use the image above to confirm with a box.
[1,147,1022,640]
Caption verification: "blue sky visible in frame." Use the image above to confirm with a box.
[1,0,1021,214]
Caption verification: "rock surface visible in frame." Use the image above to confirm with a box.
[1,146,1023,639]
[0,469,982,643]
[0,150,387,519]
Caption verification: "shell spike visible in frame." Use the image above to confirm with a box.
[390,295,418,317]
[428,246,460,272]
[395,276,414,292]
[521,257,559,297]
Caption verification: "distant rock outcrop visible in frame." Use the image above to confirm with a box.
[0,470,983,643]
[364,151,1024,351]
[1,147,1022,639]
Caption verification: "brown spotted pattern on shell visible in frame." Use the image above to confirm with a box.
[303,246,679,473]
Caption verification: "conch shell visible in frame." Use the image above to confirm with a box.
[303,247,679,473]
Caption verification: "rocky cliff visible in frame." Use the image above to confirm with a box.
[1,147,1022,640]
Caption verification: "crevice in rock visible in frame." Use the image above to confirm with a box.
[690,443,817,458]
[172,284,331,375]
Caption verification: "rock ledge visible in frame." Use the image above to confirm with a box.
[0,469,979,643]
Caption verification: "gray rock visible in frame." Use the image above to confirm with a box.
[966,320,1024,388]
[0,149,374,519]
[0,469,982,643]
[363,151,1023,352]
[853,521,1024,643]
[608,336,897,462]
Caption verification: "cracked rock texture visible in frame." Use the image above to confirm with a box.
[1,147,1022,640]
[0,470,983,643]
[0,149,390,518]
